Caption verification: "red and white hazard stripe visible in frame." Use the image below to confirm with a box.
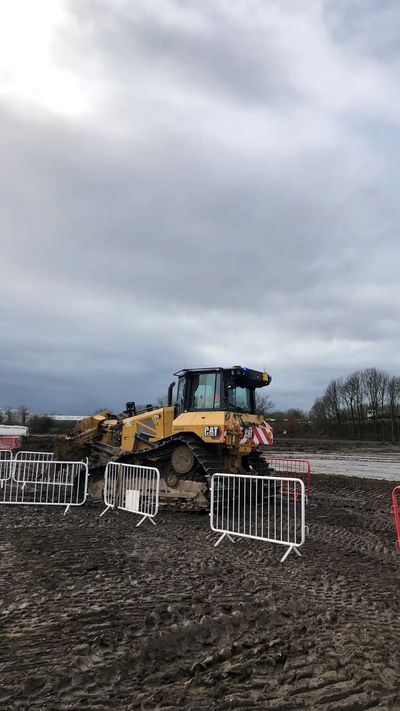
[253,426,273,445]
[240,426,273,446]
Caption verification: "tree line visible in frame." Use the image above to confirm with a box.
[3,370,399,442]
[310,367,400,442]
[0,408,72,434]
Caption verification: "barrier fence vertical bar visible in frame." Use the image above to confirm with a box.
[392,486,400,550]
[0,450,13,485]
[232,473,235,534]
[236,476,239,535]
[255,477,258,538]
[243,477,245,537]
[250,472,253,535]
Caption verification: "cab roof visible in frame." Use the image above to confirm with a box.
[174,366,271,388]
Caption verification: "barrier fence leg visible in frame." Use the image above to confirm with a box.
[280,545,302,563]
[214,532,235,547]
[64,504,71,516]
[100,505,112,517]
[136,514,156,527]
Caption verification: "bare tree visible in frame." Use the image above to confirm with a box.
[255,393,274,418]
[29,415,53,434]
[310,378,344,435]
[4,408,14,425]
[325,379,344,434]
[155,395,168,408]
[362,368,389,440]
[17,406,29,425]
[311,367,400,441]
[387,376,400,443]
[310,396,328,425]
[342,371,364,437]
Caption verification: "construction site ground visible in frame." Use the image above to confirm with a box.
[1,445,400,711]
[271,437,400,482]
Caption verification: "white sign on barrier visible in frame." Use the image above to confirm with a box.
[101,462,160,526]
[0,459,88,513]
[126,489,140,511]
[210,473,305,562]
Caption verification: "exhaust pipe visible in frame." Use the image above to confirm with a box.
[167,382,175,406]
[125,402,136,416]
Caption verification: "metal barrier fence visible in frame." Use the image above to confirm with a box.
[14,451,54,462]
[0,450,13,483]
[101,462,160,526]
[210,473,306,562]
[0,459,88,513]
[13,451,55,485]
[392,486,400,550]
[264,457,311,497]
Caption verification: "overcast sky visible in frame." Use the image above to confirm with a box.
[0,0,399,414]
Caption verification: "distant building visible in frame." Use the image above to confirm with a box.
[47,415,84,421]
[0,425,29,436]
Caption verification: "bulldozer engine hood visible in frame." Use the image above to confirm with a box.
[172,411,273,448]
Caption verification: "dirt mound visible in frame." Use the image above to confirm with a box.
[22,434,59,452]
[0,474,399,710]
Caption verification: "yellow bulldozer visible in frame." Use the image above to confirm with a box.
[55,366,273,510]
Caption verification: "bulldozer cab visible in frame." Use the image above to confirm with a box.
[174,366,271,415]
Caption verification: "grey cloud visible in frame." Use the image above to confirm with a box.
[62,0,293,107]
[1,0,399,413]
[324,0,400,60]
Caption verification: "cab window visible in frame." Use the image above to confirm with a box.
[227,386,252,412]
[189,373,221,410]
[175,377,185,413]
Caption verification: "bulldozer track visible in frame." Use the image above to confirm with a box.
[89,434,272,511]
[117,433,225,477]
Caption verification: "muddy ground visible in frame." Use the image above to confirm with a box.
[23,435,61,453]
[272,436,400,454]
[0,472,399,710]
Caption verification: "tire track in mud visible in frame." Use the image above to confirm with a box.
[0,474,399,710]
